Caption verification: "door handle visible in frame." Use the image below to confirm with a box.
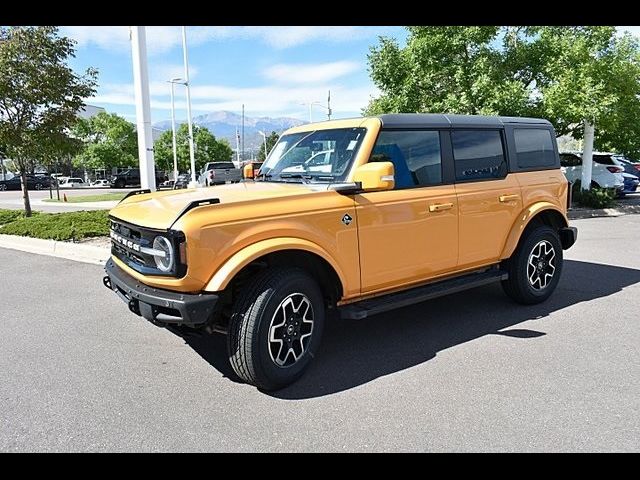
[429,202,454,212]
[499,194,520,203]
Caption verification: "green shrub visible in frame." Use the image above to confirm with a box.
[571,180,616,209]
[0,210,110,241]
[0,209,40,225]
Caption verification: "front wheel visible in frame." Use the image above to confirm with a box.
[227,267,325,391]
[0,184,6,191]
[502,225,563,305]
[35,183,43,190]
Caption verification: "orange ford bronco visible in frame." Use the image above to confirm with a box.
[103,114,577,390]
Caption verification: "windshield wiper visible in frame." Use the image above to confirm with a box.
[278,173,311,184]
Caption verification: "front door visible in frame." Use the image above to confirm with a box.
[355,130,458,294]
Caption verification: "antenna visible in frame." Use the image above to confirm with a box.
[327,90,332,120]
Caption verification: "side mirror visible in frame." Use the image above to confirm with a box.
[243,163,255,179]
[352,162,395,191]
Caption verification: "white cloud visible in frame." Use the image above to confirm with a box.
[61,26,400,54]
[617,26,640,37]
[263,61,361,84]
[87,81,378,118]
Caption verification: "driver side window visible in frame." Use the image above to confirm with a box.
[370,130,443,189]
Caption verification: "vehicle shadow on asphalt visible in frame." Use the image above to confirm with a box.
[173,260,640,399]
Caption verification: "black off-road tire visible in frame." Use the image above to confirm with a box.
[115,179,126,189]
[502,225,563,305]
[227,267,325,391]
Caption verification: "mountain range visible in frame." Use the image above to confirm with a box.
[153,111,305,151]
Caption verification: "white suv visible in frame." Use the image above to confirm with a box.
[560,152,624,193]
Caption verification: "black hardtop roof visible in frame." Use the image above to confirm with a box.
[377,113,552,129]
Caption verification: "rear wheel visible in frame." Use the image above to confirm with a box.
[227,267,325,391]
[502,225,563,305]
[115,179,126,189]
[35,183,43,190]
[0,184,6,191]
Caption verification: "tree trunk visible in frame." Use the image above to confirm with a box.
[581,120,595,191]
[20,170,32,217]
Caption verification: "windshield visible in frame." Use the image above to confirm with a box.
[259,127,366,183]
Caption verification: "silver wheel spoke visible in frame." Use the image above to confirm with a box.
[527,240,557,291]
[268,292,314,367]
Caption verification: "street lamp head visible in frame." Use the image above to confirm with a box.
[169,77,187,85]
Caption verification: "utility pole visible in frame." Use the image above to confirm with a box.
[241,104,245,162]
[130,26,156,191]
[181,26,197,188]
[235,126,241,166]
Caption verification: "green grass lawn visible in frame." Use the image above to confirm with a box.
[0,209,110,241]
[42,192,126,203]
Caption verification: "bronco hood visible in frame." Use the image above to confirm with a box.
[109,181,320,230]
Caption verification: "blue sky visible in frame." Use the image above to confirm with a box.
[61,26,408,124]
[61,26,640,125]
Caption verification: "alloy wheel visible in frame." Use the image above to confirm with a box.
[268,293,314,367]
[527,240,556,290]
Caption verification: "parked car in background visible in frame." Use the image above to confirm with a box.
[612,155,640,176]
[0,174,52,191]
[58,177,86,188]
[621,173,640,194]
[560,152,624,195]
[110,168,168,189]
[198,161,242,186]
[173,174,190,189]
[91,179,110,187]
[590,152,640,196]
[160,179,175,189]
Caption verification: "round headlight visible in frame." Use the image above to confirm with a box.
[153,236,174,272]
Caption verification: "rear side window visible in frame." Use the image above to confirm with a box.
[211,162,235,169]
[560,153,581,167]
[452,130,506,181]
[592,155,614,166]
[371,130,442,188]
[514,129,556,169]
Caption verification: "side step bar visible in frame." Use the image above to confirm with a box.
[339,268,508,320]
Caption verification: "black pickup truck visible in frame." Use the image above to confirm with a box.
[110,168,168,189]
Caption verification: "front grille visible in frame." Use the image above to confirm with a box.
[109,217,186,277]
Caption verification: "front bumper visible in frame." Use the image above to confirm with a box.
[103,258,218,326]
[559,226,578,250]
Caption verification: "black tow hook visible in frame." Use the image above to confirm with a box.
[103,276,112,290]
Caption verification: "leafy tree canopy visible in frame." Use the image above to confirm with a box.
[0,26,98,215]
[71,112,138,170]
[154,123,233,173]
[257,131,280,162]
[366,26,640,157]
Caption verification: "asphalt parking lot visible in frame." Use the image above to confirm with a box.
[1,215,639,452]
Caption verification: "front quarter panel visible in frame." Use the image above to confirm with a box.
[175,190,361,299]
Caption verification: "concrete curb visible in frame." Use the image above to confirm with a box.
[0,234,110,265]
[568,204,640,220]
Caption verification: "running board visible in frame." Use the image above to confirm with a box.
[339,268,508,320]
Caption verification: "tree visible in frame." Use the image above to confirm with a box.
[365,27,534,117]
[71,112,138,171]
[366,26,640,189]
[0,26,97,215]
[257,131,280,162]
[154,124,233,174]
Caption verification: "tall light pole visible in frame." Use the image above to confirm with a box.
[181,26,197,188]
[258,130,268,159]
[130,26,156,191]
[168,77,186,182]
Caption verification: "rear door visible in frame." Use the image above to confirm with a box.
[452,129,523,269]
